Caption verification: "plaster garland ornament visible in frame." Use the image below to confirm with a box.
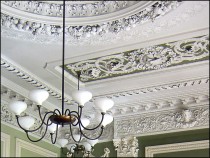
[111,94,209,116]
[1,1,208,46]
[2,1,137,17]
[1,1,182,42]
[113,136,139,157]
[66,35,209,82]
[114,106,209,138]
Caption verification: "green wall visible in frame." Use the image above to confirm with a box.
[67,128,209,157]
[1,123,61,157]
[138,128,209,157]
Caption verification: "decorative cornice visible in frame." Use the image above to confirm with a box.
[2,1,138,18]
[1,1,183,45]
[114,105,209,138]
[111,94,209,116]
[65,35,209,82]
[1,57,72,105]
[95,77,209,100]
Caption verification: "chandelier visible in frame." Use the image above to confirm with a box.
[8,0,114,153]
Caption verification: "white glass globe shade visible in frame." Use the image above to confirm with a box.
[72,134,82,142]
[29,89,49,105]
[87,139,98,146]
[19,116,35,130]
[57,138,68,147]
[8,101,27,115]
[48,123,61,133]
[82,142,92,151]
[71,90,92,106]
[94,98,114,113]
[97,113,113,127]
[66,144,76,153]
[76,118,90,130]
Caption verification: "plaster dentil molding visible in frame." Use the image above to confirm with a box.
[113,136,139,157]
[1,1,183,45]
[114,105,209,138]
[66,35,209,82]
[2,1,137,18]
[1,57,72,105]
[96,77,209,100]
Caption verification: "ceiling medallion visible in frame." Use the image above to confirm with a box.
[1,1,181,40]
[2,1,138,17]
[65,35,209,82]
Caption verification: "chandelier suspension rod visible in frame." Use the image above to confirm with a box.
[62,0,66,116]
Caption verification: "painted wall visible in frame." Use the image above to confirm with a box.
[1,123,61,157]
[66,128,209,157]
[139,128,209,157]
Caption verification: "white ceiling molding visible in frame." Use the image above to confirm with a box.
[65,35,209,82]
[1,56,72,105]
[0,1,187,45]
[114,104,209,139]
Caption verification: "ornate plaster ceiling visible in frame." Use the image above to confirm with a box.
[65,35,209,82]
[1,1,209,144]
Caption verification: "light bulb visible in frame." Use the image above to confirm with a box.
[87,139,98,146]
[97,113,113,127]
[72,134,82,142]
[82,142,92,151]
[57,138,68,147]
[94,98,114,113]
[19,116,35,130]
[8,101,27,115]
[29,89,49,105]
[71,90,92,106]
[76,118,90,130]
[48,123,61,133]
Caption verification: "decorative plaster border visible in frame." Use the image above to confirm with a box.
[1,132,10,157]
[114,105,209,138]
[145,140,209,157]
[16,138,58,157]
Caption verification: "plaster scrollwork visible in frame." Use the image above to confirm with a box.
[66,35,209,82]
[1,1,182,43]
[114,106,209,138]
[113,136,139,157]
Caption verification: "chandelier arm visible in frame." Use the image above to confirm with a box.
[80,126,104,140]
[50,123,59,144]
[54,109,62,115]
[24,117,51,142]
[64,109,78,116]
[69,123,82,143]
[37,105,54,126]
[15,111,55,133]
[78,107,105,130]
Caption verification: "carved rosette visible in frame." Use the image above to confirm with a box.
[1,1,182,42]
[113,136,139,157]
